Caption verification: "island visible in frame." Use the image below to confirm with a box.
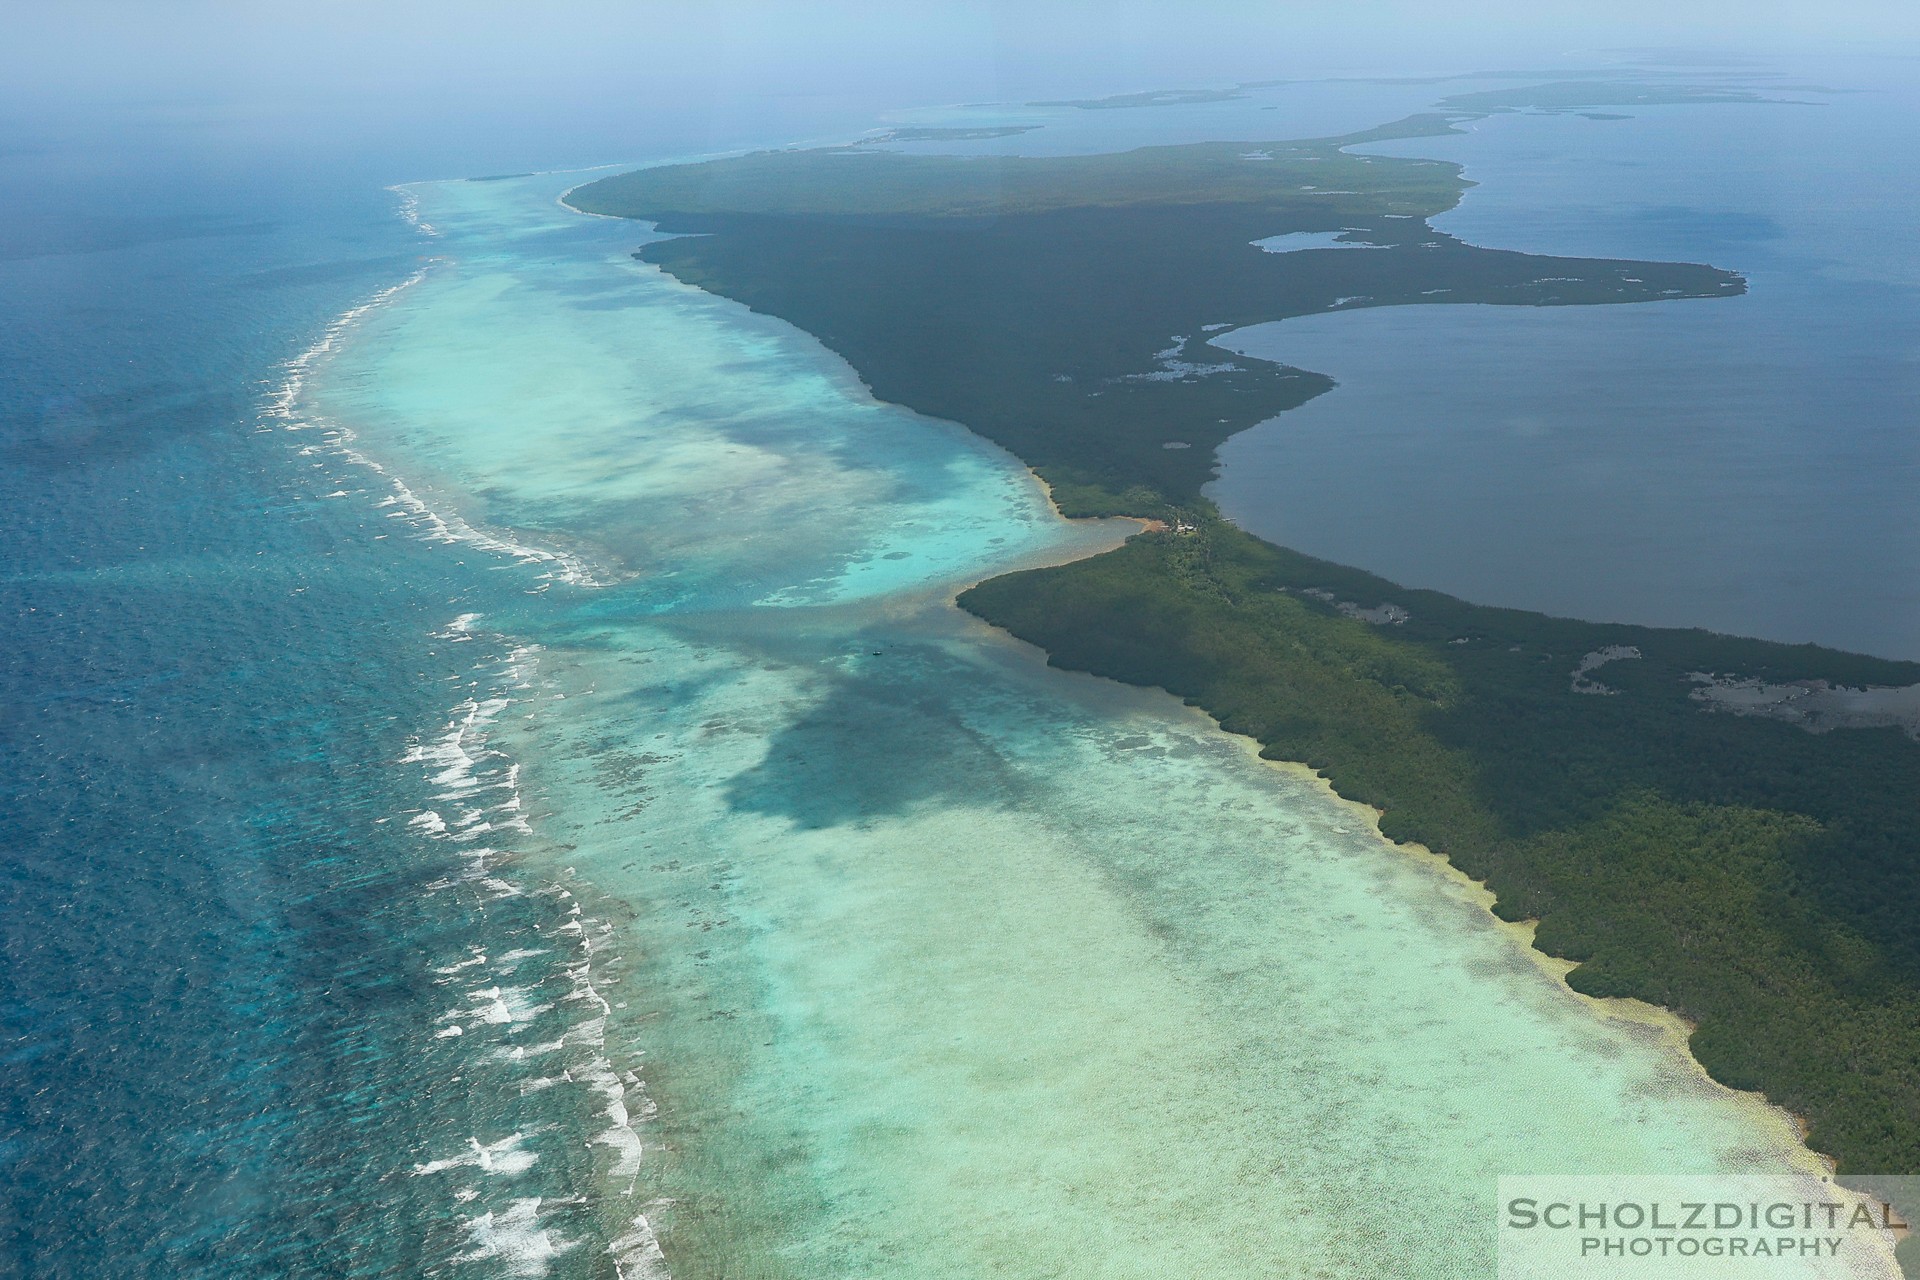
[855,125,1043,144]
[565,87,1920,1196]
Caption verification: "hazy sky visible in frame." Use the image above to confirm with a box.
[11,1,1918,104]
[6,2,1915,177]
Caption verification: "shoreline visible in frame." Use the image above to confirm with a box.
[942,523,1914,1280]
[952,496,1920,1182]
[961,473,1845,1173]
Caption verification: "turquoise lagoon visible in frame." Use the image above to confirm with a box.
[304,172,1890,1277]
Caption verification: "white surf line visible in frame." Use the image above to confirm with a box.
[389,183,442,238]
[551,889,666,1280]
[262,196,614,589]
[259,265,429,430]
[403,634,579,1278]
[400,616,667,1279]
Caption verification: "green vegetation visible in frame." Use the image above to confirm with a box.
[568,87,1920,1180]
[568,111,1738,515]
[960,519,1920,1174]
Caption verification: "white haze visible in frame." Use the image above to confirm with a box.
[3,2,1914,182]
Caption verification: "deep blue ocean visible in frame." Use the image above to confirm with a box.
[0,132,594,1274]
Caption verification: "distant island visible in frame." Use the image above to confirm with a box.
[856,125,1042,144]
[565,84,1920,1190]
[1031,87,1247,109]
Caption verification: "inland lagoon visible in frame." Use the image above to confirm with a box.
[1210,62,1920,660]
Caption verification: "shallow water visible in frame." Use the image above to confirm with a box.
[302,169,1892,1277]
